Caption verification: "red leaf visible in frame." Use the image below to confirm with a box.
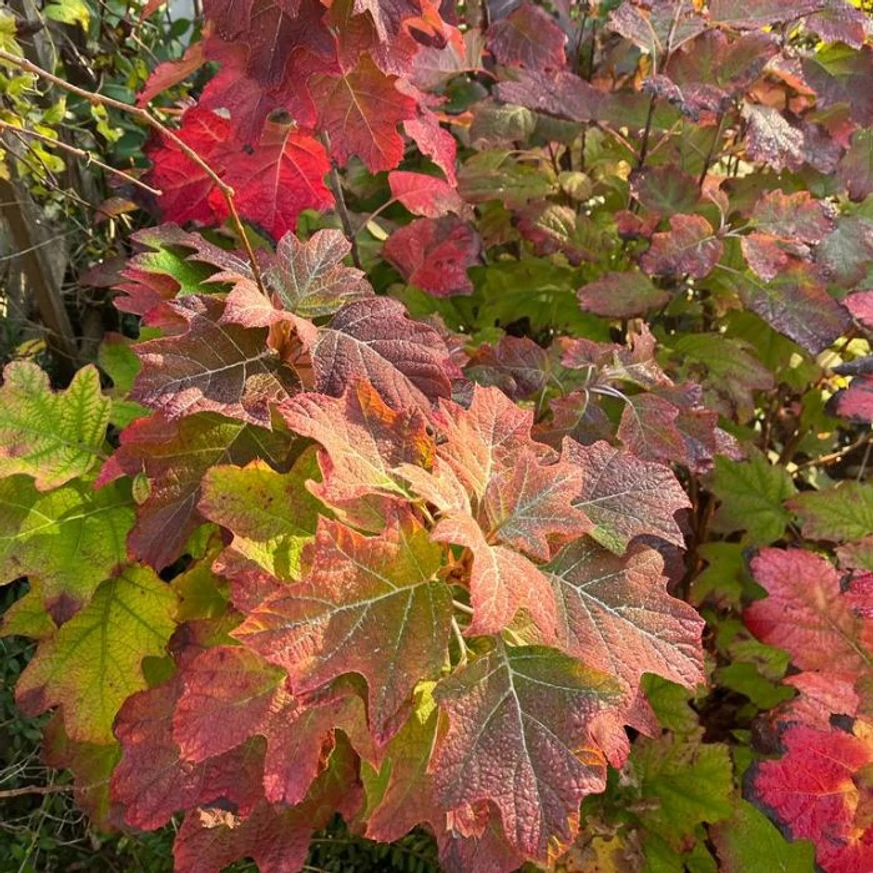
[709,0,824,28]
[735,263,850,355]
[172,646,285,762]
[383,216,480,296]
[279,381,434,531]
[845,291,873,330]
[110,224,251,323]
[803,44,873,127]
[742,104,806,173]
[111,677,265,830]
[577,271,671,318]
[480,443,592,561]
[131,295,300,427]
[782,671,860,730]
[464,335,551,400]
[839,129,873,202]
[752,189,835,244]
[631,166,700,216]
[544,540,705,692]
[434,384,549,500]
[97,413,289,570]
[404,115,459,186]
[301,297,456,413]
[362,684,444,842]
[226,124,332,241]
[746,548,871,674]
[487,3,566,71]
[495,69,604,123]
[171,646,375,805]
[433,512,560,639]
[750,724,873,873]
[609,0,708,58]
[388,171,466,218]
[835,375,873,423]
[309,54,417,172]
[138,41,207,106]
[640,214,723,279]
[807,3,872,50]
[234,513,452,743]
[146,107,231,228]
[432,643,629,860]
[265,229,373,318]
[172,739,361,873]
[566,440,690,553]
[147,110,331,239]
[617,393,688,466]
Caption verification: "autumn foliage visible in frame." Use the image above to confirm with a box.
[4,1,873,871]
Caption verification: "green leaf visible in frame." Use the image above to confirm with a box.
[98,333,147,428]
[199,447,324,580]
[15,566,177,743]
[710,449,796,545]
[691,542,748,607]
[711,800,816,873]
[458,150,557,208]
[788,482,873,542]
[0,362,110,490]
[44,0,90,29]
[642,676,700,736]
[0,476,134,617]
[631,731,734,845]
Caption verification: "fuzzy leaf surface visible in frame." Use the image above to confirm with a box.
[309,54,417,172]
[265,229,373,318]
[749,724,873,873]
[383,216,480,297]
[0,476,133,620]
[112,675,266,830]
[567,440,689,554]
[98,412,288,570]
[746,548,873,673]
[0,363,110,490]
[16,566,177,743]
[279,381,433,530]
[132,295,300,427]
[432,644,628,860]
[544,540,705,693]
[234,514,451,741]
[304,297,456,414]
[199,448,323,580]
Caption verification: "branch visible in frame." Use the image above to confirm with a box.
[0,120,162,197]
[0,784,73,799]
[318,130,362,270]
[795,432,873,470]
[0,48,267,295]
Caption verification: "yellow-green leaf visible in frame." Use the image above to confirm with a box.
[15,566,177,743]
[0,362,110,490]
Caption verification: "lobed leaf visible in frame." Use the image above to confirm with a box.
[16,566,177,744]
[432,643,629,860]
[132,294,300,427]
[0,363,110,490]
[265,229,373,318]
[234,513,451,742]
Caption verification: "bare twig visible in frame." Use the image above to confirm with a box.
[0,120,162,196]
[319,131,362,269]
[0,784,73,799]
[795,432,873,470]
[0,48,266,294]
